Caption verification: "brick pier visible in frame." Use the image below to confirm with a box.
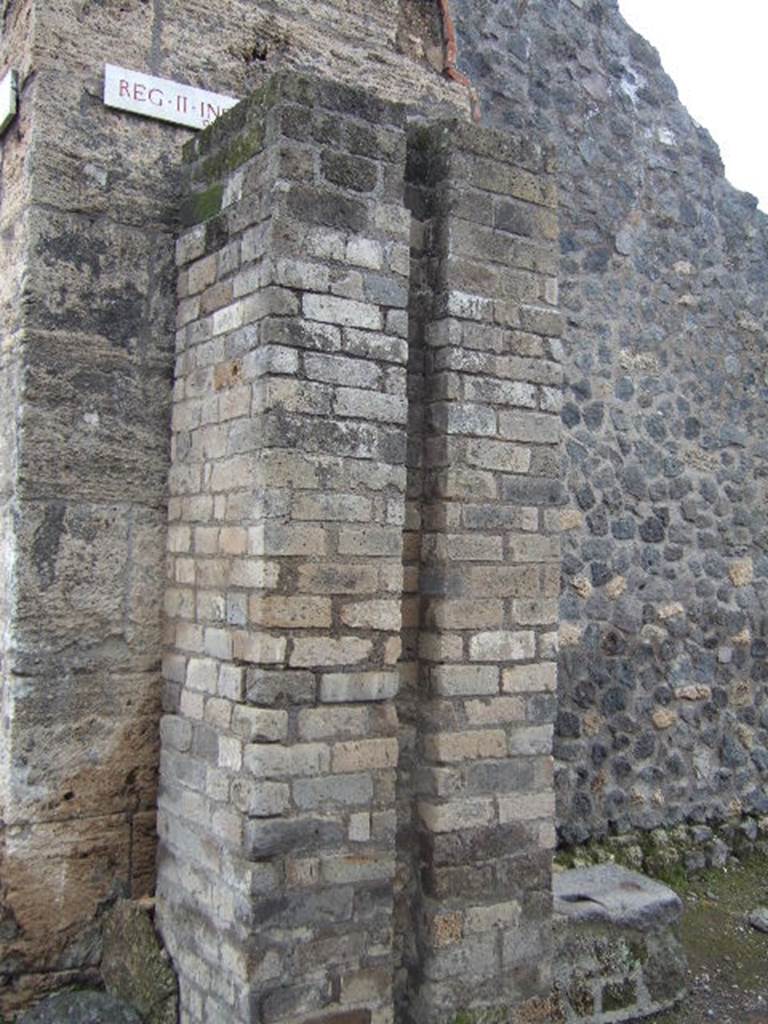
[157,73,561,1024]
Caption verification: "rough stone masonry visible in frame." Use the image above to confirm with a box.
[0,0,766,1020]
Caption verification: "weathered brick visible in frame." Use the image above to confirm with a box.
[418,799,495,833]
[303,294,382,331]
[292,493,372,522]
[465,697,526,725]
[469,631,536,662]
[424,731,507,763]
[497,791,555,822]
[337,526,402,557]
[332,738,398,773]
[298,706,369,741]
[244,742,330,778]
[298,562,379,594]
[431,665,500,698]
[320,672,399,703]
[340,600,401,631]
[231,706,289,743]
[290,636,372,668]
[464,900,521,933]
[186,658,219,694]
[231,779,290,817]
[502,663,557,694]
[293,773,374,810]
[250,596,333,629]
[335,387,407,424]
[498,410,560,444]
[505,534,560,563]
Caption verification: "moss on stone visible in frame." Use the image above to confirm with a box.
[195,122,267,184]
[179,183,224,226]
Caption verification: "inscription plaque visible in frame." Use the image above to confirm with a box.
[104,64,238,130]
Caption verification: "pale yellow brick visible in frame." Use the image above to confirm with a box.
[466,439,531,474]
[290,636,372,668]
[232,706,288,742]
[424,730,507,763]
[187,253,217,294]
[232,631,286,665]
[502,663,557,694]
[244,742,330,778]
[469,631,535,662]
[419,632,464,662]
[332,738,399,773]
[506,534,560,562]
[429,599,503,630]
[249,523,328,557]
[297,562,379,594]
[219,527,248,555]
[465,696,525,725]
[340,599,401,631]
[298,706,369,741]
[187,657,219,693]
[431,664,499,697]
[512,598,558,625]
[498,791,556,822]
[218,384,251,420]
[418,798,495,833]
[319,671,399,703]
[433,534,504,562]
[293,492,372,522]
[229,559,280,589]
[195,527,219,554]
[168,525,192,552]
[250,595,333,629]
[507,725,553,756]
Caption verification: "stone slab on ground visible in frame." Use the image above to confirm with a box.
[554,864,687,1023]
[555,863,683,930]
[17,990,143,1024]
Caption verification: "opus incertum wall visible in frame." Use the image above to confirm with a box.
[157,74,561,1024]
[450,0,768,846]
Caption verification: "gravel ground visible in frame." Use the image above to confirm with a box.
[645,855,768,1024]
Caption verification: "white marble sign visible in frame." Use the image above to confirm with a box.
[103,64,238,130]
[0,69,18,136]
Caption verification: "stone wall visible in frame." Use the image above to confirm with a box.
[0,0,462,1012]
[449,0,768,844]
[2,0,768,1016]
[156,75,561,1024]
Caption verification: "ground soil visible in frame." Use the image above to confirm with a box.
[645,854,768,1024]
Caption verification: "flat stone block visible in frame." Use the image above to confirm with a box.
[554,865,687,1023]
[554,864,682,931]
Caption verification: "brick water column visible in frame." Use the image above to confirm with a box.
[407,122,562,1023]
[157,73,410,1024]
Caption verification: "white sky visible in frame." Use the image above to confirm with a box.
[618,0,768,212]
